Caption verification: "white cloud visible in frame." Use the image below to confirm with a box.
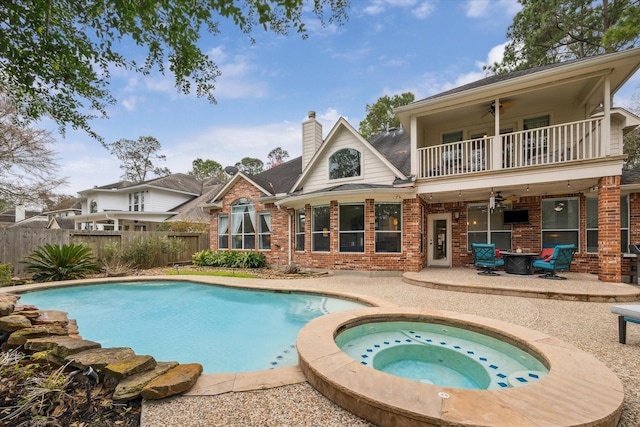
[465,0,490,17]
[121,96,140,112]
[475,43,507,70]
[412,1,436,19]
[362,0,434,19]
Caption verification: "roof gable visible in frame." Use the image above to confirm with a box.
[292,118,408,192]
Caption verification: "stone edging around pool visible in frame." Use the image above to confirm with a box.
[2,275,396,396]
[297,307,624,427]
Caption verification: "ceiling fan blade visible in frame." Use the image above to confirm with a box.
[480,110,491,119]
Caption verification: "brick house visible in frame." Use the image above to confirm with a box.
[207,48,640,282]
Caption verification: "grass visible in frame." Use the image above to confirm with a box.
[164,269,258,278]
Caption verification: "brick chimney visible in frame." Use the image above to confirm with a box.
[302,111,323,170]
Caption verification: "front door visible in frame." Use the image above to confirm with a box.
[428,213,451,267]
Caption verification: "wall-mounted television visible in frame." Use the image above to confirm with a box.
[503,209,529,224]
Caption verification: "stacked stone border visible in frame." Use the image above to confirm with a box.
[0,292,201,401]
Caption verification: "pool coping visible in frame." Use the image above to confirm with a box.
[297,307,624,427]
[3,275,396,396]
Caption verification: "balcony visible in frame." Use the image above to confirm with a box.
[417,118,603,179]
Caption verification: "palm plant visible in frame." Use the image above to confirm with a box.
[23,243,101,282]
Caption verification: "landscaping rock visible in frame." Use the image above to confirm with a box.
[5,326,68,347]
[24,336,101,358]
[104,355,157,379]
[0,314,31,332]
[31,310,69,328]
[66,347,136,370]
[113,361,179,401]
[0,301,14,316]
[141,363,202,400]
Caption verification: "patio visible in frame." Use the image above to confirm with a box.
[140,269,640,426]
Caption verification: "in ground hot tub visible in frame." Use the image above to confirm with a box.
[335,320,547,390]
[297,307,624,427]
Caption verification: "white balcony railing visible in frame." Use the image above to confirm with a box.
[417,118,603,179]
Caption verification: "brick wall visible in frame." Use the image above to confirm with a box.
[598,176,621,282]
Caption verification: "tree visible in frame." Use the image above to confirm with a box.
[487,0,639,73]
[624,90,640,169]
[359,92,415,139]
[235,157,264,175]
[0,95,66,205]
[108,136,171,183]
[0,1,349,141]
[267,147,289,168]
[189,158,227,182]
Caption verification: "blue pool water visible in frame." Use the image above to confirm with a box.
[336,321,548,390]
[19,281,365,374]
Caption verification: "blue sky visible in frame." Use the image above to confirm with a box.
[46,0,640,196]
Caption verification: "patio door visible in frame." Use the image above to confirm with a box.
[428,213,451,267]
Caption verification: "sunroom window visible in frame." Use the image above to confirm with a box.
[541,197,579,249]
[218,214,229,249]
[467,203,511,251]
[375,203,401,253]
[329,148,361,180]
[312,206,330,252]
[231,198,255,250]
[339,204,364,252]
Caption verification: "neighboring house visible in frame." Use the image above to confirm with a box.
[207,48,640,283]
[7,199,83,229]
[74,174,222,231]
[0,208,42,228]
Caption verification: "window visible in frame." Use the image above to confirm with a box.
[231,198,255,250]
[523,115,550,160]
[621,195,629,253]
[218,214,229,249]
[339,204,364,252]
[375,203,401,253]
[128,192,144,212]
[90,200,97,213]
[258,212,271,250]
[541,197,579,248]
[467,204,512,251]
[329,148,361,180]
[312,206,330,252]
[442,131,463,170]
[586,197,598,253]
[295,209,305,251]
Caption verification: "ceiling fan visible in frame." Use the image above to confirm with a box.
[481,100,515,118]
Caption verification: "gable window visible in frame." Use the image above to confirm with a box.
[541,197,579,248]
[295,209,305,251]
[129,192,144,212]
[375,203,401,253]
[339,204,364,252]
[467,204,511,251]
[329,148,361,180]
[312,205,330,252]
[218,214,229,250]
[231,198,255,250]
[90,200,98,213]
[258,212,271,250]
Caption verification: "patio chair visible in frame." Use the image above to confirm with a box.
[531,244,576,280]
[471,243,505,276]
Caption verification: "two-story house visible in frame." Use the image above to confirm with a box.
[75,173,221,231]
[207,47,640,283]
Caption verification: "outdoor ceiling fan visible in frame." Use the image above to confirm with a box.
[481,100,515,118]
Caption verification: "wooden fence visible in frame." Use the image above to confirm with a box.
[0,229,210,277]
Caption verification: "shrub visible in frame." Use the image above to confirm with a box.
[23,243,101,282]
[191,250,266,268]
[121,236,187,269]
[0,263,11,285]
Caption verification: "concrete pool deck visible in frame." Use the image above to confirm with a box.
[6,269,640,425]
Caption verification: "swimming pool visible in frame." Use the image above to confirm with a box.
[19,280,365,374]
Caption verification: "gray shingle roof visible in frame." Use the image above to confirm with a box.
[248,157,303,195]
[367,127,411,177]
[622,169,640,185]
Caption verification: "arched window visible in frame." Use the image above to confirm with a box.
[231,198,255,250]
[329,148,361,180]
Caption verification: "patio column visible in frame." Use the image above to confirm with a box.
[603,75,611,156]
[598,175,621,283]
[492,98,502,170]
[410,115,418,177]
